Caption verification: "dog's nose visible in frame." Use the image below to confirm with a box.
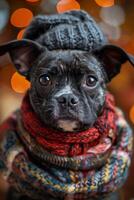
[57,94,79,106]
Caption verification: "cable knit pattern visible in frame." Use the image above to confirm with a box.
[20,92,116,157]
[23,10,107,51]
[0,94,133,200]
[0,10,133,200]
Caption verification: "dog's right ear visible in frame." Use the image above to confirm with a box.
[0,39,45,78]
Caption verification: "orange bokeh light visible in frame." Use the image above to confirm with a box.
[94,0,114,7]
[57,0,80,14]
[11,72,31,93]
[11,8,33,28]
[17,29,26,40]
[129,105,134,124]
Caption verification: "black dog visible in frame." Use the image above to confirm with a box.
[0,39,133,132]
[0,10,134,200]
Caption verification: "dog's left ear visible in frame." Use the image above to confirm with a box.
[94,45,134,82]
[0,39,45,78]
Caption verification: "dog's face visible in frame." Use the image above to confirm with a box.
[29,50,106,132]
[0,39,134,132]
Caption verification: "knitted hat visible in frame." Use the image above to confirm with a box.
[23,10,107,51]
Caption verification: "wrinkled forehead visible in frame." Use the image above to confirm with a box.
[35,49,102,75]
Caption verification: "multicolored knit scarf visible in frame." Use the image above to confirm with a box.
[0,92,133,200]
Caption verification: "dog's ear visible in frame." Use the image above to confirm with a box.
[94,45,134,82]
[0,39,44,77]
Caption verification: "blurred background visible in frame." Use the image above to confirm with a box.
[0,0,134,199]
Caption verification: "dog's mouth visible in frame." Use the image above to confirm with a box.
[44,108,93,132]
[56,117,91,133]
[57,119,79,132]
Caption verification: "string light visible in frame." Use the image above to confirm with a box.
[129,105,134,124]
[11,72,31,93]
[95,0,114,7]
[57,0,80,14]
[10,8,33,28]
[17,29,25,40]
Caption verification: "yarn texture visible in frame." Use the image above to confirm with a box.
[0,9,133,200]
[0,92,133,200]
[21,92,116,157]
[23,10,107,51]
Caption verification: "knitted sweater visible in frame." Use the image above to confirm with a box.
[0,93,133,200]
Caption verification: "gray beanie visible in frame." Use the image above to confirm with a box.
[24,10,107,51]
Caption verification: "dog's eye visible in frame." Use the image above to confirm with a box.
[39,74,51,86]
[86,75,98,87]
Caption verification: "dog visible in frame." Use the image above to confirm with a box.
[0,10,134,200]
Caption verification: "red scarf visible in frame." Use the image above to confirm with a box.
[21,92,117,157]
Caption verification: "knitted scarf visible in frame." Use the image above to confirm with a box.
[21,92,117,157]
[0,92,133,200]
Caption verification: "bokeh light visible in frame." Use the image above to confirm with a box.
[10,8,33,28]
[0,0,9,33]
[100,5,125,27]
[17,29,25,40]
[95,0,114,7]
[57,0,80,13]
[11,72,31,93]
[40,0,58,14]
[129,105,134,124]
[99,22,121,41]
[0,1,134,198]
